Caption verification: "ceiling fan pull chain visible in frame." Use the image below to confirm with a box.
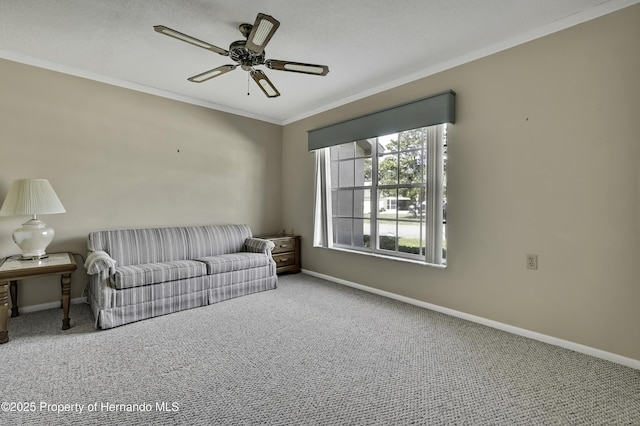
[247,73,250,96]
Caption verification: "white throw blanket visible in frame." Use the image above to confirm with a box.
[84,250,117,279]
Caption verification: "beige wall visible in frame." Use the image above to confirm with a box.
[2,4,638,362]
[0,59,283,306]
[282,5,640,360]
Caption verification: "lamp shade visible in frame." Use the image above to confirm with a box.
[0,179,66,217]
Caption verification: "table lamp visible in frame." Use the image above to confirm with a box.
[0,179,66,260]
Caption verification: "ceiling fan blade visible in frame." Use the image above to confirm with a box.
[154,25,229,56]
[265,60,329,76]
[250,70,280,98]
[188,65,237,83]
[245,13,280,53]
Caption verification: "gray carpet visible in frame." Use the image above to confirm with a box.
[2,273,639,425]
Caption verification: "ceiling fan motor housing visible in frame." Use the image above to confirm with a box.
[229,40,265,70]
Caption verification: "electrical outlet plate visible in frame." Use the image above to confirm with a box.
[526,254,538,270]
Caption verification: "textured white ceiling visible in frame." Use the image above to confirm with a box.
[0,0,635,124]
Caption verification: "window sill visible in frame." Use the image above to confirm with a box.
[315,245,447,269]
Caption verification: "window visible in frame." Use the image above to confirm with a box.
[319,125,446,265]
[309,90,455,267]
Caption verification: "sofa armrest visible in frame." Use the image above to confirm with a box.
[244,237,276,254]
[84,250,117,278]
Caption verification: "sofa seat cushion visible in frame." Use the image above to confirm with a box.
[196,253,272,275]
[112,260,207,289]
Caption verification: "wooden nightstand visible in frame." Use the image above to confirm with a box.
[0,252,77,344]
[260,235,300,274]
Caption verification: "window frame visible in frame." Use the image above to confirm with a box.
[322,124,447,266]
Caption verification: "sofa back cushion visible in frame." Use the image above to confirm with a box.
[187,224,253,258]
[88,224,253,267]
[88,227,190,266]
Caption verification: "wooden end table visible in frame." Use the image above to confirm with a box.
[0,252,77,344]
[258,235,301,274]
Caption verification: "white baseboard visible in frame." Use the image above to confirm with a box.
[17,297,87,315]
[302,269,640,370]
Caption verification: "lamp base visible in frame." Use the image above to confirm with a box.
[12,219,55,259]
[19,254,49,261]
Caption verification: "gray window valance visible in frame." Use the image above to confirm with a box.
[307,90,455,151]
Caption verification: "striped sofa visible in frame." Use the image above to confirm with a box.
[85,224,277,329]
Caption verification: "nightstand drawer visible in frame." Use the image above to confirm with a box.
[273,253,296,268]
[271,238,296,254]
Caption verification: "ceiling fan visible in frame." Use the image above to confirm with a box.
[154,13,330,98]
